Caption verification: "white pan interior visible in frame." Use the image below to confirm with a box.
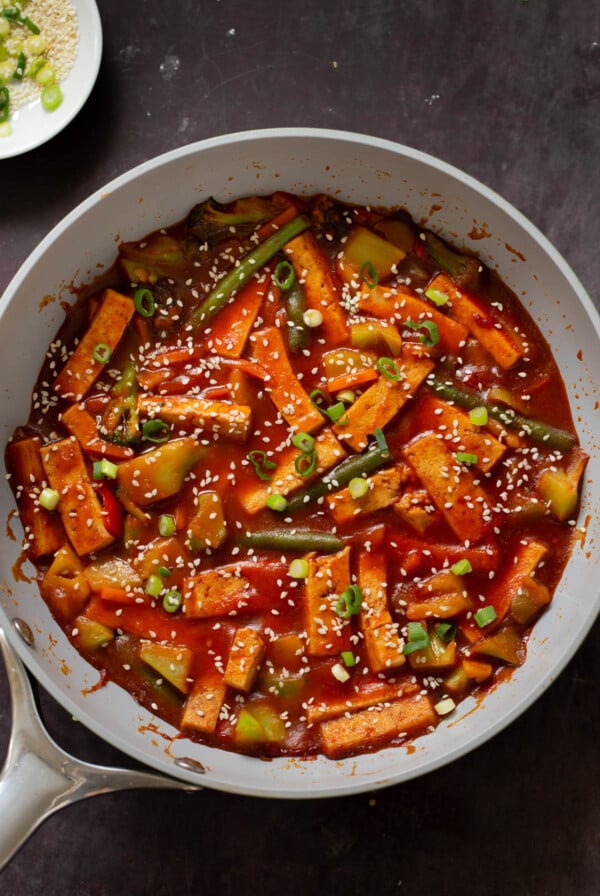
[1,128,598,797]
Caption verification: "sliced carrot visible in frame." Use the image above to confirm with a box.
[98,586,145,605]
[206,277,266,358]
[327,366,379,393]
[256,204,297,242]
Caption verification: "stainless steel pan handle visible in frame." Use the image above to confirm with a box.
[0,626,200,871]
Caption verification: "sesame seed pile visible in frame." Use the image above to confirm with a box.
[5,191,586,760]
[5,0,78,113]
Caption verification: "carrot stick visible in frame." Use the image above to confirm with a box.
[256,204,297,242]
[327,367,379,393]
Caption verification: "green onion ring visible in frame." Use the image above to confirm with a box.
[133,287,156,318]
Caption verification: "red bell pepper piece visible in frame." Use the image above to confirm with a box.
[98,482,123,538]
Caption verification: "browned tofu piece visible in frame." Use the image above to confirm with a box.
[358,550,405,672]
[239,428,346,515]
[406,571,473,620]
[393,488,440,534]
[138,395,252,443]
[183,566,254,619]
[6,436,65,558]
[415,393,506,473]
[305,546,351,656]
[333,355,434,451]
[40,437,114,556]
[250,326,324,433]
[363,622,406,672]
[429,274,523,369]
[404,431,492,543]
[224,627,266,692]
[181,676,227,734]
[326,464,412,524]
[320,694,437,759]
[306,680,419,724]
[53,289,135,399]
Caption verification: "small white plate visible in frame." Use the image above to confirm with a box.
[0,0,102,159]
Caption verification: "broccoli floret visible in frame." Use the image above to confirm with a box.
[186,196,276,245]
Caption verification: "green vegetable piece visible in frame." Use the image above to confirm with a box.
[74,617,114,651]
[285,441,390,512]
[424,231,482,289]
[186,491,227,550]
[138,641,192,693]
[187,195,277,245]
[474,605,497,628]
[117,438,205,506]
[285,278,309,353]
[428,375,577,451]
[235,705,286,745]
[341,226,405,281]
[188,216,310,332]
[238,529,343,554]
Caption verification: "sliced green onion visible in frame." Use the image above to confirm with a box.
[92,459,118,480]
[376,356,402,381]
[289,558,309,579]
[273,260,295,290]
[341,650,356,667]
[158,514,176,537]
[26,56,46,78]
[373,427,390,457]
[403,621,430,655]
[474,605,497,628]
[450,558,472,576]
[348,477,368,499]
[309,388,328,410]
[145,574,164,598]
[455,451,478,464]
[335,584,363,618]
[292,432,315,454]
[35,63,55,86]
[142,418,170,443]
[158,566,171,577]
[266,493,288,512]
[332,662,350,683]
[41,83,62,111]
[404,319,440,347]
[359,260,379,289]
[38,487,59,511]
[92,343,111,364]
[434,696,456,716]
[294,449,318,477]
[0,86,9,124]
[12,51,25,80]
[337,389,356,404]
[133,287,156,318]
[435,622,457,642]
[425,286,449,306]
[303,309,323,328]
[469,406,489,427]
[325,401,349,424]
[162,589,183,613]
[247,449,276,481]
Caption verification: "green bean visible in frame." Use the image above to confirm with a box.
[238,529,343,553]
[428,375,576,451]
[285,279,309,352]
[188,215,310,332]
[286,443,391,513]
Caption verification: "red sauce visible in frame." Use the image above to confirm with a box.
[5,192,586,761]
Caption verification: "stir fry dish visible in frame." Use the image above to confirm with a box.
[6,191,587,759]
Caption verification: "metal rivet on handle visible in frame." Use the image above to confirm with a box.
[174,757,206,775]
[12,618,34,647]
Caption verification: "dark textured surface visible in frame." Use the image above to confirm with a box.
[1,1,599,893]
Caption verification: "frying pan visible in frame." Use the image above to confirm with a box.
[1,129,598,854]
